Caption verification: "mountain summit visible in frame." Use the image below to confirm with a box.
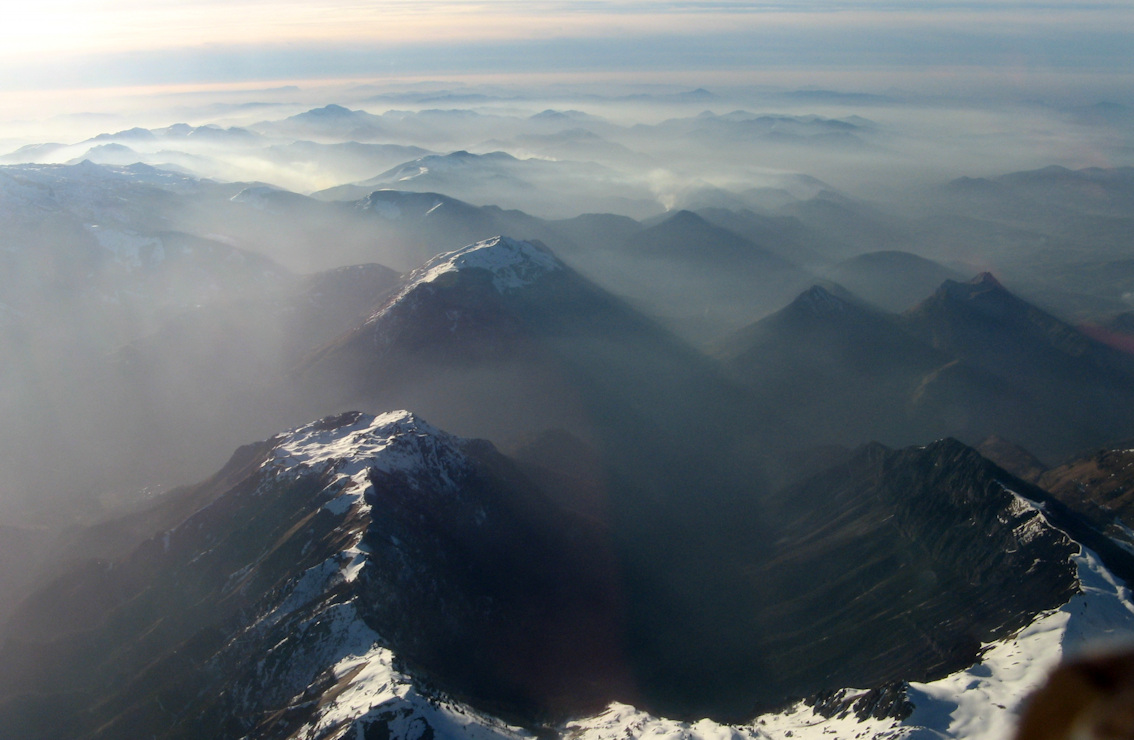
[382,235,561,301]
[0,410,629,738]
[904,272,1134,456]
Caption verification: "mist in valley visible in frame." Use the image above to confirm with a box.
[2,7,1134,730]
[0,74,1131,543]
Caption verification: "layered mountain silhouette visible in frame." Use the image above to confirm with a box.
[821,250,964,312]
[904,272,1134,454]
[720,273,1134,461]
[313,149,658,219]
[588,210,815,339]
[5,104,1134,740]
[297,236,785,462]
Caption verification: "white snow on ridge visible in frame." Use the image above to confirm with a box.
[266,410,468,485]
[230,184,285,209]
[246,411,472,636]
[405,235,561,294]
[295,637,533,740]
[567,702,770,740]
[359,236,560,334]
[897,543,1134,740]
[241,409,531,740]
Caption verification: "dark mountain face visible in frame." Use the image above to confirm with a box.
[728,439,1078,713]
[718,274,1134,463]
[0,412,632,739]
[298,236,593,441]
[717,284,994,450]
[905,273,1101,370]
[296,239,795,624]
[976,434,1049,483]
[903,272,1134,454]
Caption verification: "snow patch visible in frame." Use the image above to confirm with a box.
[266,410,468,488]
[402,235,560,295]
[296,635,533,740]
[567,702,770,740]
[230,185,283,209]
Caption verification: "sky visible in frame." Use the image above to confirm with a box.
[1,1,1132,100]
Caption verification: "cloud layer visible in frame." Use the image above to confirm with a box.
[2,1,1132,95]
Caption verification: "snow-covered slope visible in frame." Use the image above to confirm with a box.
[565,490,1134,740]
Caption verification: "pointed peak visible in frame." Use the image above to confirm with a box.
[921,436,978,456]
[270,410,453,459]
[789,284,853,317]
[308,103,354,116]
[928,271,1013,305]
[648,209,713,233]
[264,410,475,498]
[971,271,1004,288]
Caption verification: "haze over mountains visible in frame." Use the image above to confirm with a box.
[3,82,1134,740]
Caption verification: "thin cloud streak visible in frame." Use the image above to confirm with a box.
[0,1,1131,96]
[2,1,1132,55]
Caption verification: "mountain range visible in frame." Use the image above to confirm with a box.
[3,408,1130,739]
[2,127,1134,740]
[719,272,1134,462]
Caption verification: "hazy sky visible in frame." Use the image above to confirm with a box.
[1,1,1132,99]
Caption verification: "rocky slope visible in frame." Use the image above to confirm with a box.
[0,411,630,739]
[1,415,1117,739]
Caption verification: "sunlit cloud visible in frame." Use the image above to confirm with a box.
[0,1,1131,92]
[3,0,1133,54]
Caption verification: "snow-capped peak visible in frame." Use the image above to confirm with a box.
[244,410,474,621]
[230,184,286,207]
[265,410,468,486]
[409,236,560,293]
[393,235,561,304]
